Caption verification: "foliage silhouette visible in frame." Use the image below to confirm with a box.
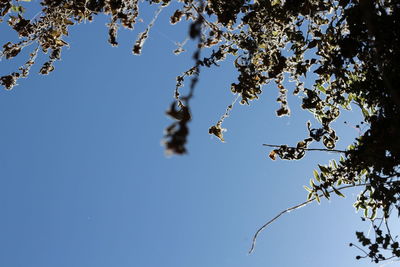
[1,0,400,263]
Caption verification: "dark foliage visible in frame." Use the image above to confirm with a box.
[1,0,399,263]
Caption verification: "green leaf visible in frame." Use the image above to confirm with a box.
[313,170,320,182]
[271,0,281,6]
[322,189,330,199]
[315,193,321,203]
[347,144,355,150]
[332,187,345,198]
[361,106,369,118]
[360,169,368,176]
[316,84,326,94]
[370,208,377,220]
[332,159,338,169]
[318,164,329,174]
[304,185,312,192]
[11,5,26,13]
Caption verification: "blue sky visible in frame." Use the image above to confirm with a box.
[0,2,382,267]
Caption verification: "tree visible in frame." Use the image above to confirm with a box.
[1,0,399,263]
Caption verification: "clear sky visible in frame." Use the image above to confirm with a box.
[0,2,381,267]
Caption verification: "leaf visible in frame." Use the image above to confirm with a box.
[332,159,338,169]
[304,185,312,192]
[269,150,277,160]
[313,170,320,182]
[360,169,368,176]
[276,106,290,117]
[64,19,74,25]
[318,164,329,174]
[322,189,330,199]
[316,84,326,93]
[370,208,377,220]
[361,106,369,118]
[308,40,318,49]
[11,5,25,13]
[315,193,320,203]
[209,124,225,142]
[332,187,345,198]
[271,0,281,6]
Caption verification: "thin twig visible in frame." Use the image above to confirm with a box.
[350,243,369,257]
[384,214,395,243]
[262,144,346,154]
[216,94,240,125]
[248,183,367,254]
[248,197,313,254]
[190,4,220,32]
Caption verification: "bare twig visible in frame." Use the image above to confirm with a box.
[350,242,369,257]
[384,214,395,243]
[248,183,367,254]
[190,3,220,32]
[248,197,313,254]
[216,94,240,124]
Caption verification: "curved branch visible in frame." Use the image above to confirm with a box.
[248,197,314,254]
[248,183,367,254]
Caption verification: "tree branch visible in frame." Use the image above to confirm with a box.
[190,3,220,33]
[262,144,346,153]
[248,183,367,254]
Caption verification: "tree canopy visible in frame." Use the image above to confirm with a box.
[1,0,400,263]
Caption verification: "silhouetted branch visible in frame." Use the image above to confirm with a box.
[190,3,220,32]
[262,144,346,153]
[248,183,367,254]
